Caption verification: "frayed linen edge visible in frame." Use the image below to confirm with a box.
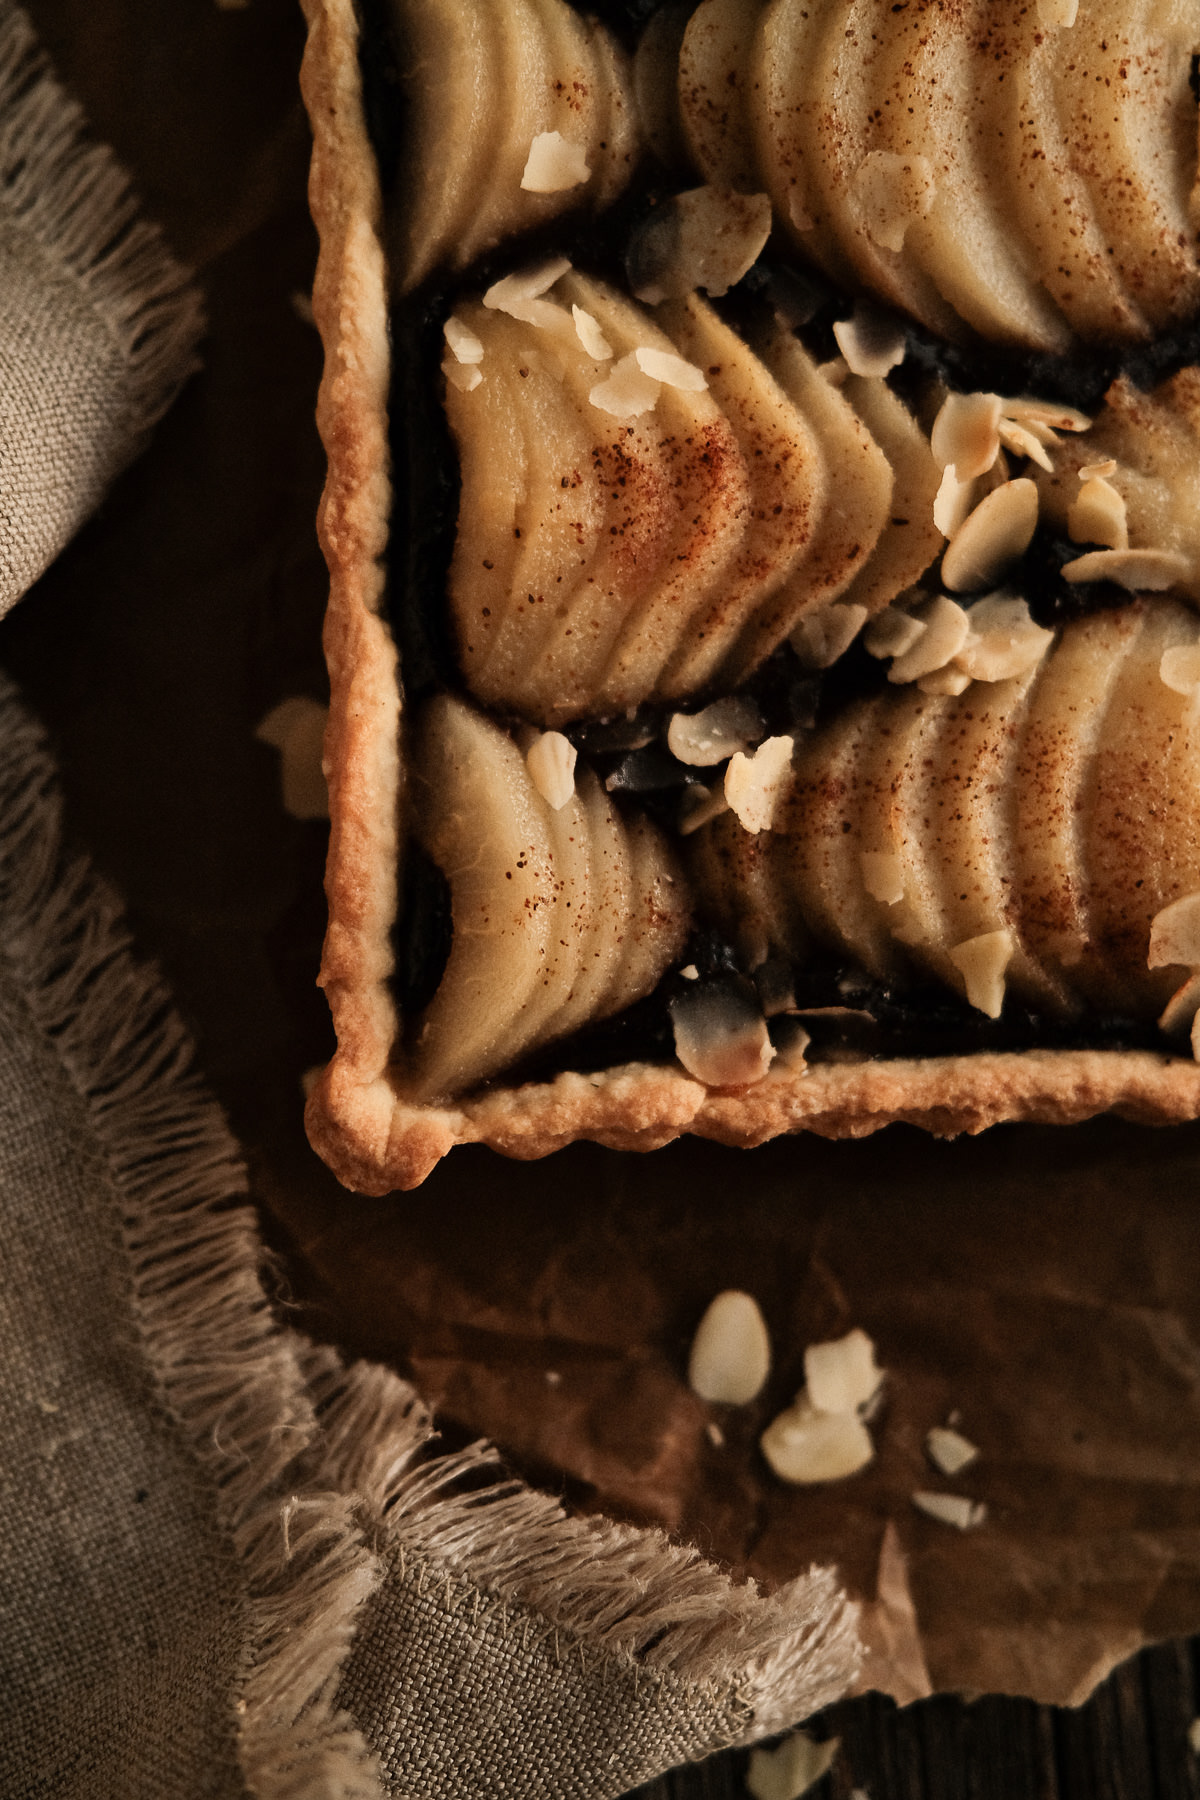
[0,680,387,1800]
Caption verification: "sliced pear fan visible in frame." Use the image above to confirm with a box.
[408,696,690,1101]
[391,0,639,291]
[695,603,1200,1023]
[677,0,762,191]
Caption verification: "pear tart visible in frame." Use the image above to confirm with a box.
[301,0,1200,1192]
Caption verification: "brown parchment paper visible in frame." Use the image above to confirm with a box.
[6,0,1200,1719]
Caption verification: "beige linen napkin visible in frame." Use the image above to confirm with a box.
[0,6,859,1793]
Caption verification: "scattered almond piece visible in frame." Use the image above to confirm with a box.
[255,697,329,820]
[912,1491,987,1530]
[997,418,1054,472]
[1078,457,1117,482]
[746,1731,841,1800]
[680,963,700,981]
[1148,892,1200,969]
[443,315,484,364]
[725,736,795,832]
[948,929,1013,1018]
[1160,645,1200,696]
[1068,477,1128,551]
[635,344,707,391]
[861,850,905,905]
[761,1399,875,1484]
[790,602,868,669]
[917,665,971,696]
[571,304,612,361]
[443,360,483,394]
[942,479,1039,593]
[483,258,571,314]
[1061,548,1190,591]
[668,696,764,766]
[706,1419,725,1448]
[817,355,849,388]
[1158,971,1200,1036]
[852,148,936,253]
[520,130,590,193]
[888,596,970,683]
[1000,395,1091,433]
[930,391,1002,480]
[670,985,775,1086]
[805,1328,883,1416]
[864,606,925,660]
[627,185,772,303]
[933,464,977,538]
[678,781,730,835]
[525,730,577,810]
[956,594,1053,682]
[688,1290,772,1405]
[590,351,660,417]
[832,301,906,378]
[926,1425,980,1476]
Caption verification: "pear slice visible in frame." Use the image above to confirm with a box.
[866,0,1071,349]
[588,20,641,210]
[654,296,821,698]
[678,0,764,191]
[393,0,502,291]
[836,374,944,617]
[719,332,892,684]
[607,808,692,1009]
[987,3,1150,342]
[549,768,633,1040]
[1079,601,1200,1013]
[1052,0,1200,330]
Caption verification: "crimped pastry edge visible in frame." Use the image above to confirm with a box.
[299,0,1200,1195]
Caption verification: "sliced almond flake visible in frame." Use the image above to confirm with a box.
[680,963,700,981]
[926,1425,980,1476]
[678,781,730,835]
[1068,477,1128,551]
[1000,395,1091,433]
[1160,644,1200,696]
[805,1329,883,1415]
[724,735,795,832]
[670,985,775,1087]
[520,130,590,193]
[942,478,1039,593]
[443,359,483,394]
[997,418,1054,471]
[861,850,905,904]
[443,315,484,364]
[629,186,774,303]
[571,304,612,361]
[917,665,972,696]
[772,1016,812,1073]
[525,730,577,809]
[933,464,977,538]
[667,695,764,766]
[1061,547,1190,591]
[930,391,1003,479]
[255,697,330,820]
[790,602,868,669]
[832,301,907,378]
[1148,892,1200,969]
[589,351,660,417]
[746,1731,841,1800]
[761,1397,875,1484]
[688,1289,772,1404]
[912,1491,987,1530]
[1079,457,1117,482]
[948,928,1013,1018]
[1159,972,1200,1036]
[888,596,970,683]
[864,606,926,660]
[852,148,937,253]
[483,257,572,311]
[634,344,707,391]
[817,355,849,388]
[956,593,1053,682]
[706,1419,725,1447]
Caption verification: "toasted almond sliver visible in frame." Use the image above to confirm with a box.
[667,695,764,766]
[761,1398,875,1484]
[1000,395,1091,433]
[956,595,1053,682]
[670,985,775,1086]
[832,301,907,378]
[1148,892,1200,969]
[942,478,1039,593]
[589,351,660,417]
[724,735,795,832]
[635,345,707,391]
[930,391,1002,479]
[851,148,937,253]
[933,464,977,538]
[571,304,612,361]
[520,130,590,193]
[917,665,972,696]
[1159,972,1200,1035]
[483,257,572,311]
[861,850,905,904]
[864,606,926,660]
[926,1426,980,1476]
[912,1491,987,1530]
[948,928,1013,1018]
[688,1290,772,1405]
[1068,477,1128,551]
[525,730,577,809]
[805,1329,883,1415]
[790,602,868,669]
[997,418,1054,472]
[1079,457,1118,482]
[678,782,730,836]
[443,315,485,364]
[1061,547,1190,591]
[443,360,483,393]
[1160,644,1200,696]
[888,595,970,682]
